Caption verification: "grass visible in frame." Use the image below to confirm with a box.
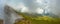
[14,11,60,24]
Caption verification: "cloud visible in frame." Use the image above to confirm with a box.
[36,8,44,14]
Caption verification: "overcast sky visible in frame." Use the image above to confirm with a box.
[0,0,6,19]
[0,0,60,19]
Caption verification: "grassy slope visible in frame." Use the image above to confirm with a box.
[14,11,60,24]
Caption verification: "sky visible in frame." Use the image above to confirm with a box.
[7,0,60,17]
[7,0,51,13]
[0,0,6,19]
[0,0,60,20]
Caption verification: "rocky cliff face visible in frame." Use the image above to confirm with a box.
[4,5,23,24]
[0,19,3,24]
